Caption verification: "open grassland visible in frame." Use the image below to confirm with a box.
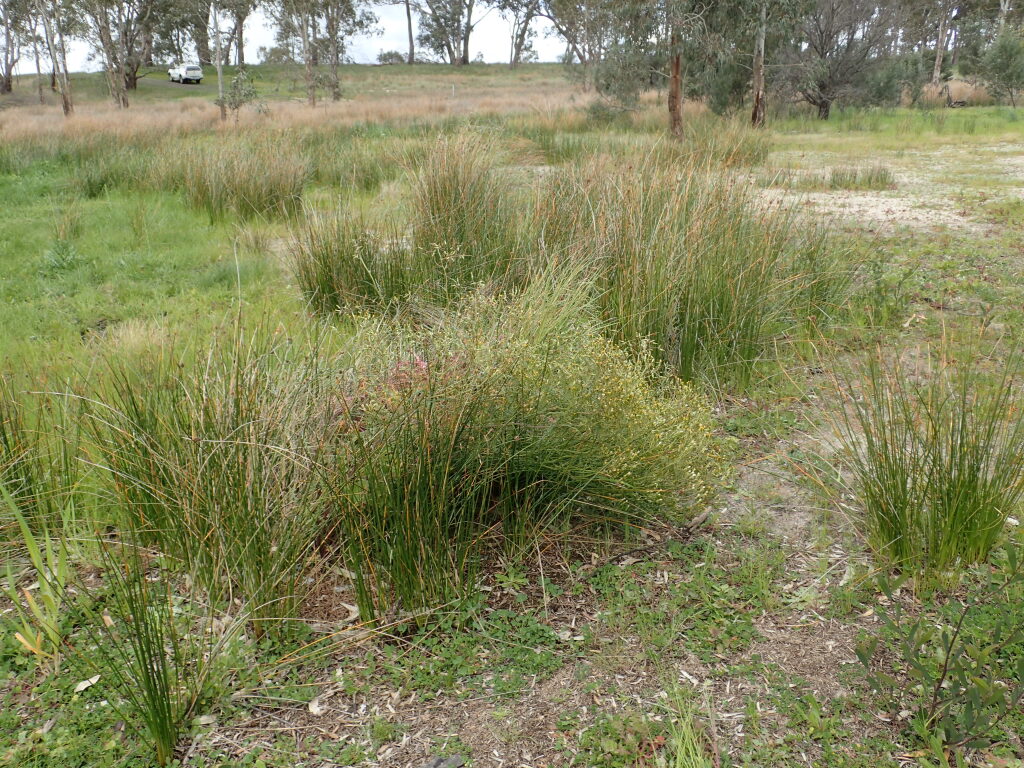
[2,66,1024,768]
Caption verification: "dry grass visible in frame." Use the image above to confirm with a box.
[0,81,588,144]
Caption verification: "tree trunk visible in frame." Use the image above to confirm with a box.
[668,29,682,139]
[817,99,831,120]
[194,6,211,64]
[999,0,1010,28]
[301,15,315,106]
[56,22,71,114]
[33,37,45,104]
[327,13,341,101]
[510,8,533,67]
[931,4,948,85]
[37,0,73,115]
[212,1,226,120]
[141,27,154,67]
[92,7,129,108]
[750,1,766,128]
[460,0,473,65]
[235,10,246,65]
[405,0,414,64]
[1,13,14,94]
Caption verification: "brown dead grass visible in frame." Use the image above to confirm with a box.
[0,80,589,144]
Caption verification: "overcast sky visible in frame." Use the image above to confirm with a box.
[54,8,566,73]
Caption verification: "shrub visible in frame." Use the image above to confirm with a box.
[327,285,724,620]
[835,343,1024,576]
[982,28,1024,108]
[856,544,1024,753]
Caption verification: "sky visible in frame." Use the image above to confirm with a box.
[53,7,566,73]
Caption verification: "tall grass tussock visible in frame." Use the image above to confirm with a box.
[294,134,849,389]
[835,342,1024,578]
[87,330,327,637]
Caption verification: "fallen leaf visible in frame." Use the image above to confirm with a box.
[74,675,100,693]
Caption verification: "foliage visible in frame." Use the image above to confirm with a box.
[328,285,723,620]
[576,712,666,767]
[856,544,1024,752]
[1,487,68,672]
[982,28,1024,108]
[835,342,1024,576]
[219,65,266,122]
[377,49,407,64]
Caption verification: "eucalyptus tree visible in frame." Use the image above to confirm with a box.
[537,0,616,77]
[494,0,539,66]
[35,0,76,113]
[270,0,374,103]
[574,0,704,136]
[415,0,477,64]
[1,0,31,93]
[81,0,158,105]
[779,0,895,118]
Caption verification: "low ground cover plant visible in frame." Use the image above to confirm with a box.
[857,542,1024,753]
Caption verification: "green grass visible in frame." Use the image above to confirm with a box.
[4,71,1024,767]
[330,283,723,620]
[834,341,1024,578]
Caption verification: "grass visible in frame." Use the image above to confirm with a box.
[155,136,310,221]
[3,62,1024,767]
[758,163,896,191]
[72,541,237,767]
[834,341,1024,577]
[87,326,328,638]
[331,283,723,620]
[539,158,848,387]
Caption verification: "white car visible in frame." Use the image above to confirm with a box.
[168,64,203,84]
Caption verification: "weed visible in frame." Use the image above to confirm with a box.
[856,543,1024,753]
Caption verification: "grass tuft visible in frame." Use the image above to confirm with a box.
[835,341,1024,577]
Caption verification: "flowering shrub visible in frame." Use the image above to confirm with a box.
[328,288,724,619]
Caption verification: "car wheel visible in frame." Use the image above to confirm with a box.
[196,80,202,85]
